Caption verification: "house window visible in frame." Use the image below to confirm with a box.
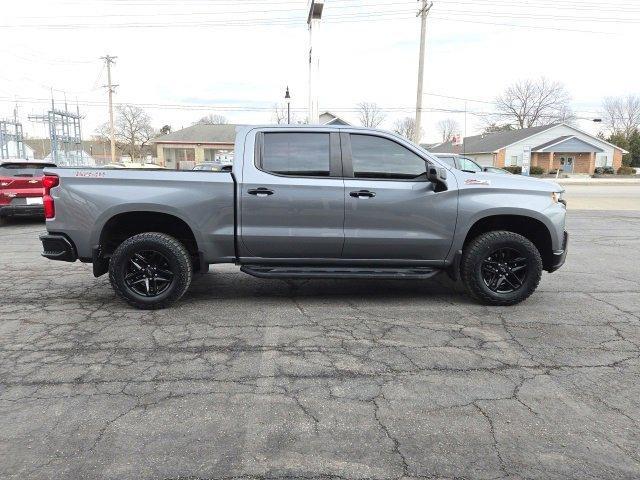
[509,155,518,166]
[596,154,608,167]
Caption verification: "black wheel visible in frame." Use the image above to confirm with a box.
[461,231,542,306]
[108,232,192,310]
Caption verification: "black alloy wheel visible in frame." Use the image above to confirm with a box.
[109,232,193,309]
[461,230,543,306]
[481,247,528,294]
[124,250,175,297]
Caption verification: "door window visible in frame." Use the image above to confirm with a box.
[261,132,330,176]
[350,134,426,180]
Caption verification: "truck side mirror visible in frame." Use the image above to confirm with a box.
[427,164,447,190]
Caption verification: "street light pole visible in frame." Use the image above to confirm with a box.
[285,86,291,124]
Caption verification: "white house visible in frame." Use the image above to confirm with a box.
[430,123,627,174]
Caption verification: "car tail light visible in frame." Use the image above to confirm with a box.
[42,175,59,219]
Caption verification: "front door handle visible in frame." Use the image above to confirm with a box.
[350,190,376,198]
[248,187,274,197]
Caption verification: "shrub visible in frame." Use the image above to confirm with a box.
[503,166,522,174]
[594,166,614,175]
[617,165,636,175]
[529,166,545,175]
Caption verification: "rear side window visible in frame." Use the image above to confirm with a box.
[0,164,54,177]
[350,134,426,180]
[262,133,330,176]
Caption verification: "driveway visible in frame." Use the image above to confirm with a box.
[0,211,638,480]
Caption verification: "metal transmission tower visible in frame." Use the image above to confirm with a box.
[0,109,25,159]
[414,0,433,144]
[29,99,87,166]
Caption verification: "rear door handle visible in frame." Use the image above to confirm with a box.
[248,187,274,197]
[349,190,376,198]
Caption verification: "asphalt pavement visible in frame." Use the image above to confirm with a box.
[0,210,639,480]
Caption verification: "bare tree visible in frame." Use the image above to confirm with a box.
[437,118,460,142]
[272,103,298,124]
[196,114,228,125]
[393,117,421,141]
[482,123,513,134]
[357,102,385,128]
[96,105,155,161]
[601,95,640,138]
[492,77,574,129]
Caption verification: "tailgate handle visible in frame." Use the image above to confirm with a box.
[248,187,274,197]
[350,190,376,198]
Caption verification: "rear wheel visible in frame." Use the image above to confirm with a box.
[108,232,192,309]
[461,231,542,306]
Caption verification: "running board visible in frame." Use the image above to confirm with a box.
[240,265,441,280]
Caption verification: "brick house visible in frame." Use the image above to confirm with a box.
[150,124,237,169]
[429,123,627,174]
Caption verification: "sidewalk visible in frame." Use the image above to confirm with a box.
[546,177,640,186]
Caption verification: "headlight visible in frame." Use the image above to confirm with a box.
[552,191,566,206]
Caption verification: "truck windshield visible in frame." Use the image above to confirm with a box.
[0,164,56,177]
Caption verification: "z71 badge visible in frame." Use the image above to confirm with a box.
[465,179,491,186]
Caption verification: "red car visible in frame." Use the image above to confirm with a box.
[0,161,57,223]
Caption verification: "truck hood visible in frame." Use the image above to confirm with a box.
[455,171,563,193]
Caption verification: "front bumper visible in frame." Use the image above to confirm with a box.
[0,204,44,217]
[547,231,568,273]
[40,234,77,262]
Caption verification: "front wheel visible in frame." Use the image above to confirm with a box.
[461,231,542,306]
[108,232,193,309]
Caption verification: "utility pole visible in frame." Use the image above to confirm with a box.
[307,0,324,124]
[100,55,118,164]
[414,0,433,144]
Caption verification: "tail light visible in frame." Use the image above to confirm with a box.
[42,175,59,219]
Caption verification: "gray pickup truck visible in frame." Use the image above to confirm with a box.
[40,125,568,309]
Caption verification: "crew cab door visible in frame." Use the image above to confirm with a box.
[341,132,457,262]
[239,130,344,259]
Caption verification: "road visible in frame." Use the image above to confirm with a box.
[562,184,640,210]
[1,211,639,480]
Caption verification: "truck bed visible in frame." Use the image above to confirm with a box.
[44,168,236,263]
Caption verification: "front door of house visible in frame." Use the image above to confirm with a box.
[560,156,574,173]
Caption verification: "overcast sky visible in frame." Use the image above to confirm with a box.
[0,0,638,143]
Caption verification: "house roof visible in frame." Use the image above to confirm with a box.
[532,135,572,151]
[151,124,238,144]
[461,124,558,154]
[319,111,351,126]
[532,135,603,153]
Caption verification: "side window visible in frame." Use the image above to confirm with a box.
[262,132,330,176]
[350,134,427,180]
[459,157,482,173]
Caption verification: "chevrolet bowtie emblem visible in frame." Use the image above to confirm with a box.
[28,180,38,184]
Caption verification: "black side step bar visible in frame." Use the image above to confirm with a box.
[240,265,440,280]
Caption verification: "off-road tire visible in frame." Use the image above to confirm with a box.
[108,232,192,310]
[461,230,542,306]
